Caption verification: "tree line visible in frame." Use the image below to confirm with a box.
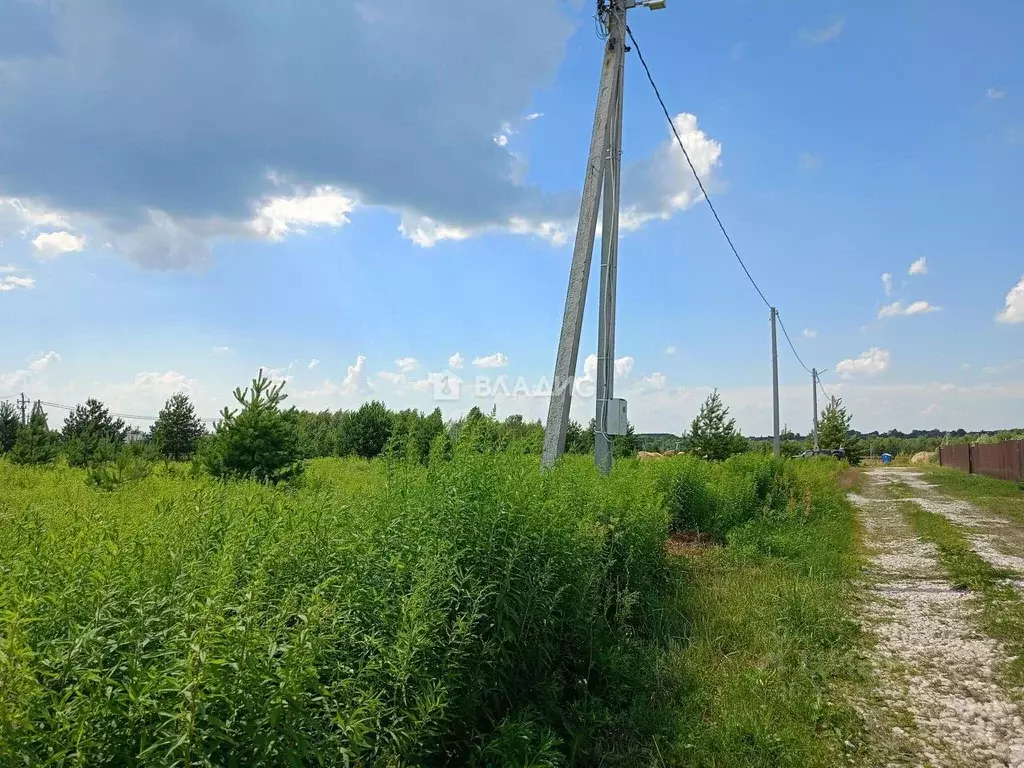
[1,373,866,481]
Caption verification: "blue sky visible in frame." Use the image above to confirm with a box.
[1,0,1022,435]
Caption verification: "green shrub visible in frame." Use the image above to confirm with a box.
[200,371,304,484]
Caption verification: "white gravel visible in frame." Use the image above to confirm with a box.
[874,468,1024,590]
[853,472,1024,767]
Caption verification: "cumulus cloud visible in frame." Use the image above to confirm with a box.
[909,256,928,276]
[32,231,85,258]
[664,345,677,355]
[0,275,35,292]
[28,351,60,373]
[615,356,634,377]
[0,350,61,391]
[986,87,1006,100]
[640,372,668,391]
[395,357,419,374]
[252,187,356,241]
[802,329,817,339]
[0,264,19,272]
[619,113,722,231]
[997,276,1024,324]
[342,355,371,394]
[881,272,892,295]
[798,18,846,45]
[836,347,891,378]
[131,371,198,394]
[0,1,578,268]
[473,352,509,369]
[448,352,465,370]
[524,112,544,121]
[878,300,941,318]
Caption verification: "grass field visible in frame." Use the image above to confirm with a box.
[0,453,864,766]
[922,466,1024,522]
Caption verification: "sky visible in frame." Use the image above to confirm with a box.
[1,0,1022,436]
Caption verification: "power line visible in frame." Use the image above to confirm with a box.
[776,313,812,375]
[626,25,771,311]
[626,23,830,390]
[37,399,221,424]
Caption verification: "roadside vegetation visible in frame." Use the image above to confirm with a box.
[922,465,1024,522]
[0,374,870,765]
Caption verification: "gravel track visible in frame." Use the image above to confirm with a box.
[852,471,1024,767]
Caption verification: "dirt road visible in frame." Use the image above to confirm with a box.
[850,468,1024,768]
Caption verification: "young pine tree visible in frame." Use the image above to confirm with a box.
[10,401,56,465]
[201,371,303,484]
[689,390,748,461]
[0,401,20,453]
[818,396,864,464]
[62,398,129,466]
[151,392,206,461]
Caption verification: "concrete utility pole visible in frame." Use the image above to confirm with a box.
[542,0,665,473]
[770,308,781,457]
[18,392,27,426]
[812,368,820,450]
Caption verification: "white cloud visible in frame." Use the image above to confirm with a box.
[619,113,722,231]
[640,372,668,391]
[212,345,232,355]
[448,352,465,370]
[904,300,939,315]
[32,231,85,258]
[524,112,544,121]
[921,403,941,416]
[798,18,846,45]
[308,358,320,370]
[986,87,1006,100]
[28,351,60,373]
[377,371,405,385]
[493,134,509,147]
[664,345,677,355]
[997,276,1024,324]
[261,365,294,384]
[252,186,356,241]
[473,352,509,369]
[878,300,940,318]
[908,256,928,276]
[881,272,892,295]
[0,264,19,273]
[798,152,822,171]
[395,357,419,374]
[398,214,474,248]
[342,354,371,394]
[615,356,634,377]
[0,275,35,292]
[0,350,62,391]
[131,370,198,394]
[836,347,891,378]
[802,329,817,339]
[0,197,68,235]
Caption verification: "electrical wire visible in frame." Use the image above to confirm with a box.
[37,399,220,423]
[776,313,812,375]
[627,24,834,385]
[626,24,771,311]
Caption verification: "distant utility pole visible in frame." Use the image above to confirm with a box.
[19,392,27,426]
[770,308,781,457]
[812,368,820,450]
[541,0,665,474]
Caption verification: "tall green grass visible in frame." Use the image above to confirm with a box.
[0,453,861,766]
[0,453,672,765]
[660,460,864,767]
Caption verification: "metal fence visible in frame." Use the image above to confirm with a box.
[938,440,1024,482]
